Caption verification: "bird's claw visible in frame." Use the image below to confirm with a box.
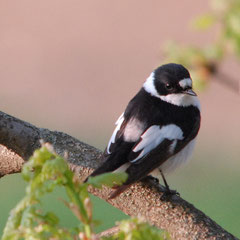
[160,187,180,201]
[142,175,180,201]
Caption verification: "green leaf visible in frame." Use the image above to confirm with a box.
[43,212,59,225]
[2,145,168,240]
[87,172,128,188]
[193,14,216,30]
[112,218,169,240]
[2,145,94,239]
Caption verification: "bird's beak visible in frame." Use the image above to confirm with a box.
[183,89,197,96]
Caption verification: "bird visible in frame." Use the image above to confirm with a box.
[88,63,201,199]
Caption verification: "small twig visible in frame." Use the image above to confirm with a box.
[214,71,239,94]
[97,226,119,238]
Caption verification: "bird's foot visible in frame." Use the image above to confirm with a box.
[160,185,180,201]
[142,175,179,201]
[158,170,180,200]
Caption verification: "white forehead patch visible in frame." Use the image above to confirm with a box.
[143,72,160,98]
[179,78,192,89]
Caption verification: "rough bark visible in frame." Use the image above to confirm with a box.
[0,111,237,240]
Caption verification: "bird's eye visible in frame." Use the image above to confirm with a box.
[165,84,173,90]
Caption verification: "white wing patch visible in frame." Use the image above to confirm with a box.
[107,113,124,154]
[169,139,178,154]
[123,118,145,142]
[131,124,184,162]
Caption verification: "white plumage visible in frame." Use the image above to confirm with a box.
[123,118,145,142]
[179,78,192,89]
[160,139,196,174]
[107,113,124,154]
[159,93,201,109]
[131,124,184,162]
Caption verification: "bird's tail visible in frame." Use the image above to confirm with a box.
[109,184,130,199]
[84,151,128,182]
[84,161,117,183]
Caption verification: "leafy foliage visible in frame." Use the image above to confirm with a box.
[2,144,167,240]
[87,173,127,189]
[108,218,169,240]
[163,0,240,91]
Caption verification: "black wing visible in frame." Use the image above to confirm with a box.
[90,113,136,177]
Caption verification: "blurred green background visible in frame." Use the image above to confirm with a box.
[0,0,239,238]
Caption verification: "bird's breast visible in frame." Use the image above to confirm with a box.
[159,138,196,174]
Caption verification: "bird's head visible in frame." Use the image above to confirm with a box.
[143,63,200,108]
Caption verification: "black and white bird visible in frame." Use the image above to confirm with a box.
[89,63,201,198]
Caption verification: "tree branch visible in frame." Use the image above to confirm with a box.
[0,111,237,239]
